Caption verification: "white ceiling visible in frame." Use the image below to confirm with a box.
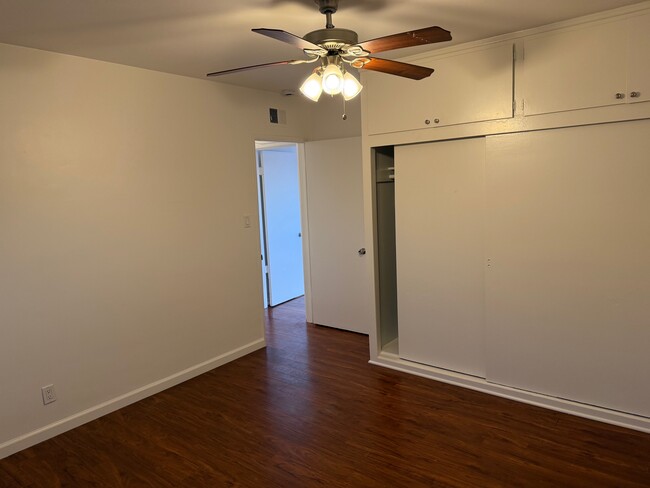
[0,0,644,93]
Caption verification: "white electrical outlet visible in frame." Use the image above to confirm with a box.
[41,384,57,405]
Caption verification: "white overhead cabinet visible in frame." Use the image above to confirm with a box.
[522,13,650,116]
[365,42,514,135]
[627,12,650,104]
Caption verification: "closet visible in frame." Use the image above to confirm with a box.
[373,119,650,418]
[367,5,650,429]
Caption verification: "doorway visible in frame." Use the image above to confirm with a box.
[256,141,305,308]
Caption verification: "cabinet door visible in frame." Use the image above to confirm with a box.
[522,20,628,116]
[627,12,650,104]
[395,138,486,378]
[365,43,514,135]
[485,120,650,417]
[435,43,514,128]
[364,58,434,135]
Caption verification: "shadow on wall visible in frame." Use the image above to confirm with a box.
[297,93,361,141]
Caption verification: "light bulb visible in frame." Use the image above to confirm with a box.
[342,72,363,100]
[321,64,344,95]
[299,72,323,101]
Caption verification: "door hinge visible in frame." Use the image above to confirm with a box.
[257,166,264,176]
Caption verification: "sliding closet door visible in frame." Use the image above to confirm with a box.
[395,138,486,377]
[485,120,650,417]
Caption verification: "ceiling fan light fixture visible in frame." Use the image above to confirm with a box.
[300,72,323,101]
[342,71,363,100]
[321,63,344,95]
[207,3,451,102]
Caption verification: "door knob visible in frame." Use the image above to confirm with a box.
[358,248,366,255]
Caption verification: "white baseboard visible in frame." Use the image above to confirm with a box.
[370,354,650,434]
[0,339,266,460]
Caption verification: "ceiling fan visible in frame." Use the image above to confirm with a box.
[206,0,451,102]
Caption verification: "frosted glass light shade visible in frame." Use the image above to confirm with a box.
[299,72,323,101]
[342,72,363,100]
[322,64,344,95]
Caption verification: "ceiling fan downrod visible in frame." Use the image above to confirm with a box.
[316,0,339,29]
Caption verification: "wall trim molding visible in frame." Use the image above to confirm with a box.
[0,339,266,460]
[371,354,650,434]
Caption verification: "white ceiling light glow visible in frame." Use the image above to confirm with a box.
[299,59,363,102]
[299,72,323,101]
[342,72,363,100]
[321,63,345,95]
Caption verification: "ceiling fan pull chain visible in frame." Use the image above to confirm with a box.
[342,97,348,120]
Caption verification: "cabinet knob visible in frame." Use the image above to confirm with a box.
[434,118,440,124]
[630,91,641,98]
[616,92,626,99]
[358,248,366,256]
[425,119,431,125]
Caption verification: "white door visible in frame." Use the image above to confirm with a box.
[304,137,370,334]
[395,138,486,377]
[484,120,650,417]
[259,147,304,306]
[256,167,269,309]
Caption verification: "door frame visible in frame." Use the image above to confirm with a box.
[254,140,313,321]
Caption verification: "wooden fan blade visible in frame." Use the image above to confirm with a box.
[357,26,451,54]
[361,58,434,80]
[252,28,323,51]
[206,60,299,77]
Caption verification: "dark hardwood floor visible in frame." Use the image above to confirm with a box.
[1,296,649,487]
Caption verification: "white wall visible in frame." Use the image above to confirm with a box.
[300,95,361,141]
[0,42,311,457]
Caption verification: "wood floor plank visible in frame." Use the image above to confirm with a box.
[1,296,649,487]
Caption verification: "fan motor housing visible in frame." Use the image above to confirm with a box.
[315,0,339,14]
[304,28,358,51]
